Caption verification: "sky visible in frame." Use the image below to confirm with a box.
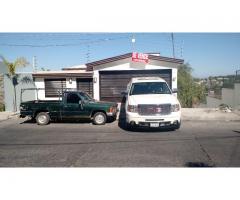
[0,33,240,78]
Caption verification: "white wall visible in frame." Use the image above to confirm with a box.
[93,71,100,100]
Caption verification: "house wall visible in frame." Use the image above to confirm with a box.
[206,83,240,109]
[233,83,240,108]
[0,74,4,106]
[206,96,222,108]
[4,73,35,111]
[222,88,234,107]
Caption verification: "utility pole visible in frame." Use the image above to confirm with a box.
[32,56,37,72]
[236,69,240,82]
[171,33,175,58]
[180,40,184,58]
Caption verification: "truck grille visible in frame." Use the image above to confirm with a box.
[138,104,171,116]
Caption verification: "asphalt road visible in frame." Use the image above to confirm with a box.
[0,118,240,167]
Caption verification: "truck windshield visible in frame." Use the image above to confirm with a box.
[130,82,171,95]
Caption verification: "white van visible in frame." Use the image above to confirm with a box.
[125,77,181,130]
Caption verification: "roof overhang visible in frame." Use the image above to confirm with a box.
[86,53,184,71]
[32,71,93,78]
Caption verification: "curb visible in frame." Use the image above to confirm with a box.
[0,113,18,123]
[182,119,240,122]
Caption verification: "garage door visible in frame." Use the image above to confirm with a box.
[99,69,172,102]
[77,78,93,97]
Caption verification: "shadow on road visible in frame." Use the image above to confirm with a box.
[20,117,116,125]
[185,162,215,167]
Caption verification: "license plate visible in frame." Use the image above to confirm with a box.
[150,123,159,127]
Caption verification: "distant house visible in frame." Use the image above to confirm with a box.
[33,53,184,102]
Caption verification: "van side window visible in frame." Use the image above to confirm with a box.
[67,93,81,104]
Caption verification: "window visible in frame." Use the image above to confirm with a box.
[130,82,171,95]
[44,79,66,97]
[67,93,81,104]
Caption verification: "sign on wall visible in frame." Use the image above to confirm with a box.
[132,52,149,64]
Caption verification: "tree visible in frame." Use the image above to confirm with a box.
[0,55,33,112]
[177,63,206,107]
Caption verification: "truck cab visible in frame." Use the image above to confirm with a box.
[125,77,181,130]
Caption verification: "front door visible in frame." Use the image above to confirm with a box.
[61,93,84,119]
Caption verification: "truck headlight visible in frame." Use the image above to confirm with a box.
[171,104,180,112]
[127,105,138,113]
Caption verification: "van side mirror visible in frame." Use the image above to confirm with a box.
[172,89,178,93]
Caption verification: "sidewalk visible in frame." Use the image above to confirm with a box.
[182,108,240,121]
[0,111,17,122]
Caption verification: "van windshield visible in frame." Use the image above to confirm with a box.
[130,82,171,95]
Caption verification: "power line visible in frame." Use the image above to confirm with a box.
[0,36,131,48]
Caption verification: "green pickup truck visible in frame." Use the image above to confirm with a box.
[20,91,118,125]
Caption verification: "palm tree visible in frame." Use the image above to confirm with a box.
[0,55,33,112]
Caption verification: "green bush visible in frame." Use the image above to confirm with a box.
[0,103,5,112]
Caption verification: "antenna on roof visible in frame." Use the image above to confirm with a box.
[32,56,37,72]
[131,34,136,52]
[171,33,175,58]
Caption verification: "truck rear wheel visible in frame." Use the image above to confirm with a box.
[36,112,50,125]
[92,112,106,125]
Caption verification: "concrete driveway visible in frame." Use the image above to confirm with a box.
[0,117,240,167]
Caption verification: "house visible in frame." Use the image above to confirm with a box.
[33,52,184,102]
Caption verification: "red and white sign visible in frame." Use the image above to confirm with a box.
[132,52,149,64]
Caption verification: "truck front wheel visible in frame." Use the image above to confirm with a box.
[92,112,106,125]
[36,112,50,125]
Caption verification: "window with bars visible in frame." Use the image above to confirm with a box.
[44,78,66,97]
[77,78,93,97]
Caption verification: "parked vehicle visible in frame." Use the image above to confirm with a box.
[20,90,118,125]
[125,77,181,130]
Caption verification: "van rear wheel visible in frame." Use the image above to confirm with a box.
[36,112,50,125]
